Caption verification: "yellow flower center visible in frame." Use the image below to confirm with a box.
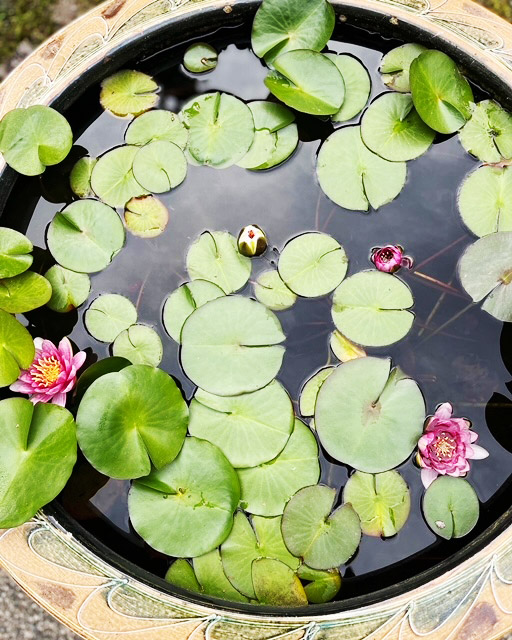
[432,433,456,460]
[31,356,62,387]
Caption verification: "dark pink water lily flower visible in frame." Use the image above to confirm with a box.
[10,337,86,407]
[371,245,413,273]
[417,402,489,488]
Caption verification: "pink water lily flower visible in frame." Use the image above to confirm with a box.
[417,402,489,488]
[371,245,413,273]
[10,337,86,407]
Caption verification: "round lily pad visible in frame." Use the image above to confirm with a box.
[278,232,348,298]
[44,265,91,313]
[181,295,285,396]
[0,310,34,387]
[189,380,294,468]
[409,50,473,134]
[423,476,479,539]
[0,106,73,176]
[317,126,407,211]
[47,199,125,273]
[297,565,341,604]
[0,398,77,528]
[74,356,131,404]
[254,270,297,311]
[163,280,225,343]
[128,436,239,557]
[253,558,308,607]
[193,549,249,602]
[0,228,33,278]
[186,231,251,294]
[265,50,344,116]
[113,324,163,366]
[70,156,97,198]
[0,271,51,313]
[255,124,299,170]
[84,294,137,343]
[91,146,147,208]
[458,166,512,237]
[343,470,411,537]
[324,54,371,122]
[165,559,201,593]
[125,110,188,149]
[124,195,169,238]
[100,70,159,117]
[282,485,361,570]
[379,43,427,93]
[132,140,187,193]
[361,93,435,161]
[459,100,512,163]
[300,368,335,417]
[76,364,188,479]
[329,330,366,362]
[183,43,218,74]
[238,419,320,516]
[315,357,425,472]
[331,270,414,347]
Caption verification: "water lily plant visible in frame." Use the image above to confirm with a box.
[371,245,413,273]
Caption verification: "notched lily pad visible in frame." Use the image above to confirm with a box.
[132,140,187,193]
[380,43,426,93]
[0,271,52,313]
[125,110,188,149]
[0,310,35,387]
[100,70,159,117]
[300,368,335,417]
[0,228,33,278]
[254,270,297,311]
[91,145,148,208]
[252,558,308,607]
[74,356,131,404]
[84,293,137,343]
[459,100,512,163]
[70,156,97,198]
[113,324,163,366]
[423,476,479,539]
[124,195,169,238]
[183,43,219,74]
[325,54,371,122]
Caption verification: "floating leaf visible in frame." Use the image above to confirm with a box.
[165,559,201,593]
[74,356,130,404]
[409,50,473,134]
[251,0,334,63]
[113,324,163,366]
[343,470,411,536]
[256,124,299,170]
[315,357,425,472]
[189,380,294,468]
[44,265,90,313]
[238,418,320,516]
[253,270,297,311]
[0,310,35,387]
[183,43,219,73]
[91,146,147,208]
[423,476,479,539]
[278,232,348,298]
[47,199,125,273]
[265,50,344,116]
[128,437,239,557]
[329,330,366,362]
[317,126,407,211]
[181,296,285,396]
[0,398,77,528]
[459,100,512,163]
[76,364,188,479]
[193,549,249,602]
[324,54,371,122]
[132,141,187,193]
[0,106,73,176]
[332,271,414,347]
[125,110,188,149]
[0,271,51,313]
[0,228,33,278]
[297,565,341,604]
[300,368,335,417]
[84,294,137,343]
[124,195,169,238]
[70,156,97,198]
[282,485,361,570]
[379,43,427,93]
[361,93,435,161]
[100,70,159,117]
[252,558,308,607]
[186,231,251,294]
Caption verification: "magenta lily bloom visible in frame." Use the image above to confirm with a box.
[417,402,489,488]
[10,337,86,407]
[371,245,413,273]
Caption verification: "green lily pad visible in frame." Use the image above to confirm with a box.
[128,436,239,557]
[100,70,159,117]
[76,364,188,479]
[458,166,512,237]
[125,110,188,149]
[0,398,77,528]
[181,93,255,168]
[253,270,297,311]
[0,310,35,387]
[113,324,163,366]
[265,50,344,116]
[0,106,73,176]
[186,231,251,294]
[0,271,52,313]
[315,357,425,472]
[317,126,407,211]
[282,485,361,570]
[278,232,348,298]
[379,43,427,93]
[165,559,201,593]
[47,199,126,273]
[189,380,294,468]
[325,54,371,122]
[132,140,187,193]
[183,43,218,74]
[44,265,91,313]
[297,565,341,604]
[84,294,137,343]
[343,470,411,537]
[238,418,320,516]
[91,146,147,208]
[252,558,308,607]
[423,476,479,539]
[361,93,435,161]
[163,280,225,343]
[193,549,249,602]
[300,368,335,417]
[332,271,414,347]
[221,512,300,598]
[181,295,285,396]
[70,156,97,198]
[251,0,334,63]
[0,228,33,278]
[329,330,366,362]
[459,100,512,163]
[458,231,512,321]
[74,356,131,404]
[237,129,277,170]
[124,195,169,238]
[255,124,299,170]
[409,50,473,134]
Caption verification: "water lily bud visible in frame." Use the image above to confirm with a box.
[238,224,268,257]
[371,245,413,273]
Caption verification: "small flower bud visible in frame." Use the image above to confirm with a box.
[238,224,268,257]
[371,245,413,273]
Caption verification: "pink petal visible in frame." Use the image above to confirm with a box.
[33,337,44,350]
[72,351,87,370]
[469,431,479,443]
[51,392,67,407]
[468,444,489,460]
[435,403,453,420]
[421,468,438,489]
[58,337,73,362]
[9,381,36,394]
